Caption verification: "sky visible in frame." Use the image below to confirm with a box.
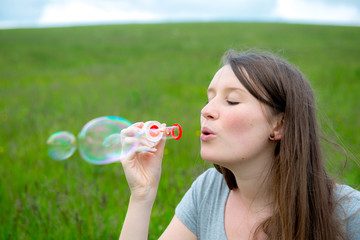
[0,0,360,29]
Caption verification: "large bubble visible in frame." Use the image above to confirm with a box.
[77,116,133,164]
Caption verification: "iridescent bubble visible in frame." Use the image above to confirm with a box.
[77,116,133,164]
[46,131,76,161]
[103,133,140,159]
[103,133,123,148]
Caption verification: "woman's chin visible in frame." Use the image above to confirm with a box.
[200,151,219,164]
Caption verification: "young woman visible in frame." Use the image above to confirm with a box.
[119,50,360,240]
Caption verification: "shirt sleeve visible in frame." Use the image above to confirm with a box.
[336,185,360,240]
[345,188,360,240]
[175,169,214,236]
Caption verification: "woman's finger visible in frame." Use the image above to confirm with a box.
[121,122,144,137]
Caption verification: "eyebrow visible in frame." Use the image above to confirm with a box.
[207,87,247,95]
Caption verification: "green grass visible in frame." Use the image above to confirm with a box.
[0,22,359,239]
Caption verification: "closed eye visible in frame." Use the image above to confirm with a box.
[227,100,239,105]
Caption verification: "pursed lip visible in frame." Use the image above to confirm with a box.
[200,126,216,141]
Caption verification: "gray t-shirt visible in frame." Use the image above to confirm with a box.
[175,168,360,239]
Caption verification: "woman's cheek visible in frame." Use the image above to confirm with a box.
[223,113,249,134]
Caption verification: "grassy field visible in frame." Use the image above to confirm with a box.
[0,22,359,239]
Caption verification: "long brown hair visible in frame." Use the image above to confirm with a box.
[214,50,347,239]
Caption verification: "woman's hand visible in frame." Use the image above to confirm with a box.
[120,122,166,204]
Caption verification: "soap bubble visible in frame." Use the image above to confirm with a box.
[77,116,133,164]
[46,131,76,161]
[103,133,140,158]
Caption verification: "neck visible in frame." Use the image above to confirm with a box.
[227,155,274,210]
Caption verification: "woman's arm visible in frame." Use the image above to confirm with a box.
[159,216,197,240]
[118,123,197,240]
[119,196,154,239]
[119,123,165,240]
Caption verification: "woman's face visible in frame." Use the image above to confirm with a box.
[200,65,276,167]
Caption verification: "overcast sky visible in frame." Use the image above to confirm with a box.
[1,0,360,29]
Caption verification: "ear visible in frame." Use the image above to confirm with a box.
[271,114,284,141]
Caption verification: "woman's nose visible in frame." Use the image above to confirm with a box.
[201,101,218,120]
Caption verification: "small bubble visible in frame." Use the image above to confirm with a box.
[47,131,76,161]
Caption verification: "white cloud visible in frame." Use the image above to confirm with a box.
[38,0,162,25]
[1,0,360,28]
[36,0,278,26]
[273,0,360,24]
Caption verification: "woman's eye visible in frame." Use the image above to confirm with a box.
[227,100,239,105]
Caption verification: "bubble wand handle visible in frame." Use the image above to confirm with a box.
[142,121,182,143]
[122,121,182,154]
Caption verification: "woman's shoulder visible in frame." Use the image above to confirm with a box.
[334,184,360,238]
[192,168,225,188]
[196,167,224,181]
[175,168,229,238]
[175,168,227,219]
[334,184,360,218]
[335,184,360,202]
[189,168,228,197]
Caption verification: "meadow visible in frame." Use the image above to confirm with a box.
[0,22,359,239]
